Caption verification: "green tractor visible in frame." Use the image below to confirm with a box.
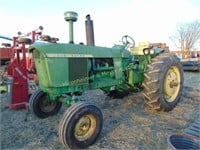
[29,11,184,149]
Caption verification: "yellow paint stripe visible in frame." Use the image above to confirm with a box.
[46,53,93,58]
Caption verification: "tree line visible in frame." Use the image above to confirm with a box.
[171,20,200,58]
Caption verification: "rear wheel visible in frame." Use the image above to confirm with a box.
[142,53,184,111]
[29,89,62,118]
[59,101,103,149]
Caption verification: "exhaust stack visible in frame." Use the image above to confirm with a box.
[85,14,95,46]
[64,11,78,43]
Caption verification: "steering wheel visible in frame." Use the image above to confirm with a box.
[122,35,135,49]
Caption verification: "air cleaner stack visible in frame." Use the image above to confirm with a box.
[64,11,78,43]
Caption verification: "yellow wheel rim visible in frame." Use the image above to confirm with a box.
[74,114,96,141]
[164,66,181,102]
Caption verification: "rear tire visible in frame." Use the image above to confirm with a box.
[59,101,103,149]
[29,89,62,118]
[142,53,184,111]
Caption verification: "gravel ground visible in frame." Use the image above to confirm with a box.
[0,71,200,150]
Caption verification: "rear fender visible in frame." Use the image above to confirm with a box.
[154,48,165,55]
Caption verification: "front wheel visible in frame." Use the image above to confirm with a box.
[142,53,184,111]
[59,101,103,149]
[29,89,62,118]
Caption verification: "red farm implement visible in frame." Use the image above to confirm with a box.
[1,26,44,109]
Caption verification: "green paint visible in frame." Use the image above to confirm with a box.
[29,41,165,105]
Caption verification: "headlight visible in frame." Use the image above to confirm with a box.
[144,49,149,55]
[150,49,155,54]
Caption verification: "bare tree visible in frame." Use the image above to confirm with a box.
[171,20,200,58]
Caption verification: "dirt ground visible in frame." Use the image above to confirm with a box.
[0,71,199,150]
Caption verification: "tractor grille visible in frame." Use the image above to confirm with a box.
[69,58,88,85]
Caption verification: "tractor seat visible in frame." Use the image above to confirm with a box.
[130,41,151,55]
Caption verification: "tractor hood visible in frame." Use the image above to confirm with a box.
[29,42,131,90]
[29,42,131,58]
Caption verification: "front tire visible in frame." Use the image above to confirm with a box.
[29,89,62,118]
[59,101,103,149]
[142,53,184,111]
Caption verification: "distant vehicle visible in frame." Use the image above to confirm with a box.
[181,52,200,72]
[0,36,13,65]
[171,51,200,72]
[181,60,200,72]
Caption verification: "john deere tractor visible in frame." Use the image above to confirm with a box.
[29,11,184,149]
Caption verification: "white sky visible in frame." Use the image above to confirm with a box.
[0,0,200,50]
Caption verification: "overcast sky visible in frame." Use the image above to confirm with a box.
[0,0,200,49]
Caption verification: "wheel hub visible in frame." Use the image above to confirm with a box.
[169,80,178,88]
[75,114,96,141]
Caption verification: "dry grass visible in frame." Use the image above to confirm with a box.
[0,71,200,150]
